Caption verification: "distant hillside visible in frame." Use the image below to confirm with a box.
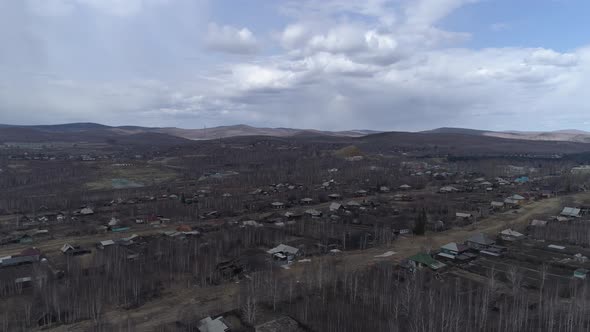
[0,123,380,141]
[0,124,190,146]
[425,127,590,143]
[357,131,590,155]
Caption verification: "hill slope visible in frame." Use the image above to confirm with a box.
[425,127,590,143]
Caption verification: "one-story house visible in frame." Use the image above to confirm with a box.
[267,244,301,264]
[466,233,495,250]
[407,253,446,271]
[439,186,459,193]
[97,240,115,249]
[329,202,343,212]
[490,201,505,209]
[440,242,469,256]
[271,202,285,209]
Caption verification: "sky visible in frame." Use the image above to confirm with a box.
[1,0,590,131]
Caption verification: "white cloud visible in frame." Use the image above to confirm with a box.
[4,0,590,131]
[205,23,260,54]
[526,48,578,67]
[231,64,298,90]
[280,24,310,50]
[26,0,169,17]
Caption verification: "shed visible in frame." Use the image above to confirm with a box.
[530,219,548,227]
[98,240,115,249]
[456,212,472,220]
[500,229,525,241]
[561,207,581,218]
[574,268,589,280]
[197,316,229,332]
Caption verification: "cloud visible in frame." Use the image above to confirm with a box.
[26,0,170,17]
[205,23,260,54]
[3,0,590,131]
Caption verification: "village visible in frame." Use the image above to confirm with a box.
[2,132,590,331]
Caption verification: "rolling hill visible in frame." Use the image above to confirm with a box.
[0,123,380,142]
[425,127,590,143]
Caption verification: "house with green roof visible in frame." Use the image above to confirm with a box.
[407,253,447,271]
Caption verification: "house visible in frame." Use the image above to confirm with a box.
[61,243,76,254]
[346,200,361,208]
[466,233,495,250]
[61,243,91,256]
[268,244,301,263]
[480,245,507,257]
[407,253,446,271]
[355,190,368,197]
[329,202,343,212]
[242,220,263,227]
[509,194,526,201]
[304,209,322,218]
[111,226,130,233]
[379,186,390,193]
[438,242,476,261]
[19,234,33,244]
[561,207,581,218]
[574,268,589,280]
[504,198,520,208]
[197,316,230,332]
[284,211,303,219]
[0,248,41,267]
[327,193,341,200]
[80,207,94,215]
[300,198,313,204]
[271,202,285,209]
[500,229,525,241]
[514,176,529,184]
[439,186,459,193]
[440,242,469,256]
[490,201,505,209]
[98,240,115,249]
[399,184,412,190]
